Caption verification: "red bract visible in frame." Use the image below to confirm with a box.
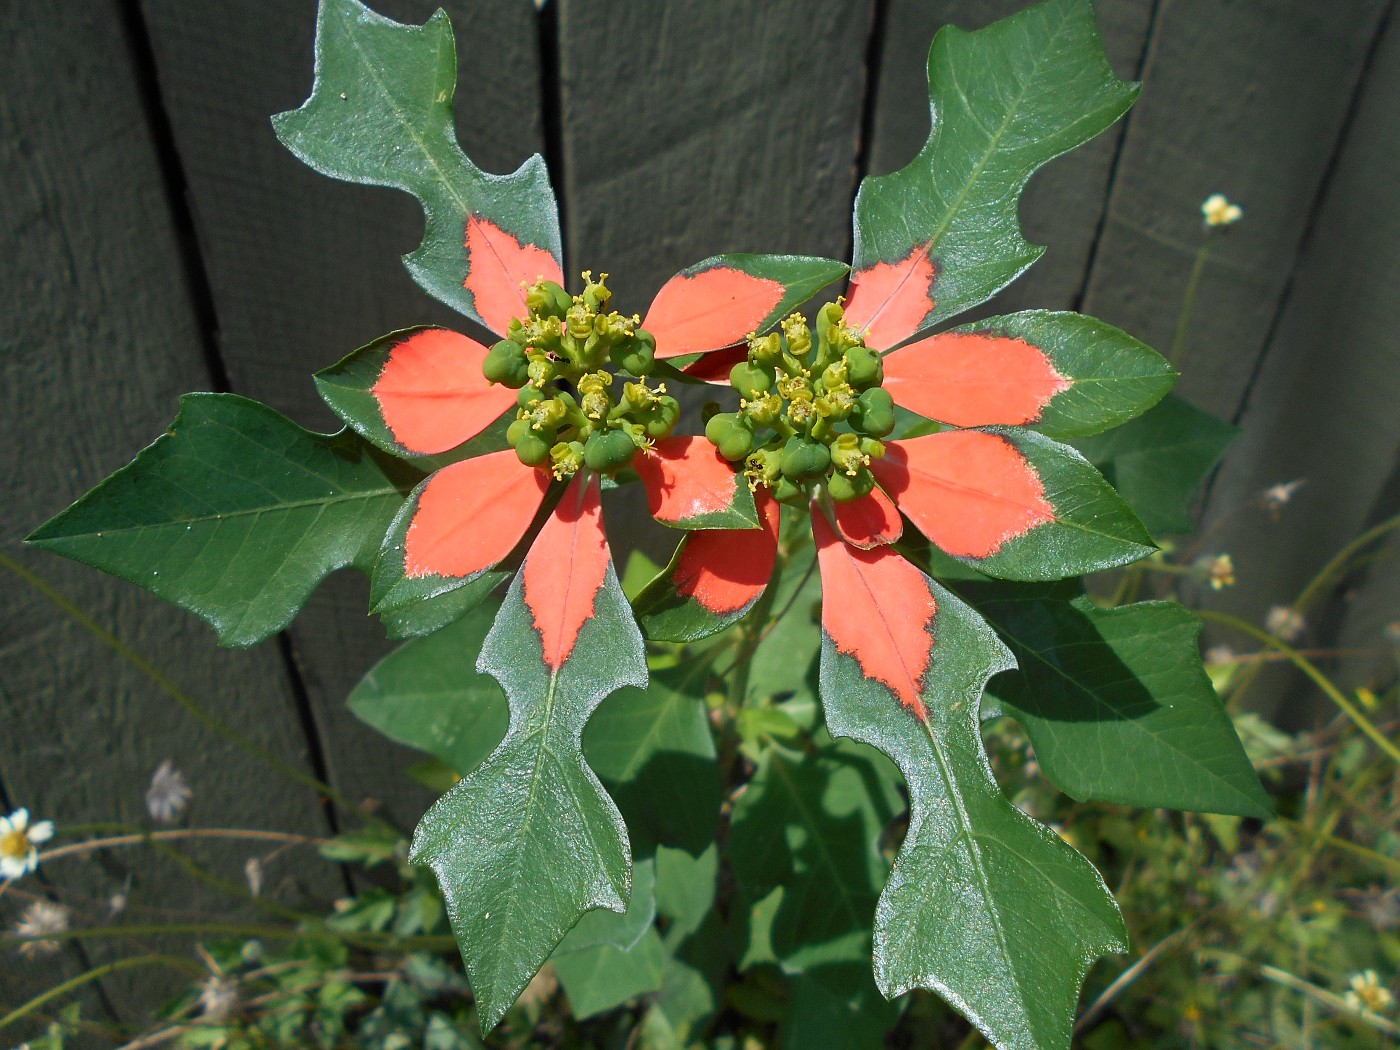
[636,298,1140,720]
[365,220,796,661]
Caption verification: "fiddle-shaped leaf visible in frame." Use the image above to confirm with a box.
[274,0,563,332]
[27,394,414,646]
[846,0,1137,349]
[814,519,1125,1049]
[409,474,646,1032]
[966,580,1271,817]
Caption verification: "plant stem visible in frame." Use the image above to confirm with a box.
[1169,238,1212,369]
[1293,512,1400,615]
[1075,927,1192,1033]
[0,955,204,1032]
[1198,610,1400,766]
[38,827,328,865]
[0,552,360,814]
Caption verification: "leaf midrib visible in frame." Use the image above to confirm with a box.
[40,485,403,542]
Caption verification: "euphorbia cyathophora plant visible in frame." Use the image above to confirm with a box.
[29,0,1272,1046]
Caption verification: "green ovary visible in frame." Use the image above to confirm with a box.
[706,302,890,504]
[486,272,678,478]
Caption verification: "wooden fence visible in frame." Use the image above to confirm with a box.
[3,0,1397,1030]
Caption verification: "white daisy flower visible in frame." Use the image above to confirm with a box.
[0,809,54,881]
[1344,969,1394,1014]
[145,760,192,824]
[14,899,70,957]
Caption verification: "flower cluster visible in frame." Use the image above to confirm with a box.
[704,302,892,504]
[488,273,681,478]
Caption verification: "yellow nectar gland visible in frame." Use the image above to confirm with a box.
[485,273,680,478]
[705,302,893,504]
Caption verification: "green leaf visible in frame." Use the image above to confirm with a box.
[583,663,722,853]
[729,743,901,971]
[274,0,562,328]
[820,577,1126,1050]
[346,605,508,776]
[965,580,1271,817]
[1072,393,1239,534]
[917,311,1176,439]
[409,558,646,1032]
[554,856,657,956]
[848,0,1137,346]
[313,327,516,463]
[551,859,665,1019]
[552,928,667,1020]
[369,470,539,631]
[780,965,900,1050]
[27,393,413,646]
[967,428,1155,581]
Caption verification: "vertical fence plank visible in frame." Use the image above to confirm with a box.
[0,0,338,1028]
[556,0,874,303]
[1198,8,1400,723]
[1078,0,1389,420]
[135,0,546,829]
[555,0,876,560]
[865,0,1155,316]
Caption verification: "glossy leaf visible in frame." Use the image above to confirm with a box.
[847,0,1137,347]
[410,480,646,1032]
[314,327,517,458]
[968,580,1271,816]
[1073,393,1239,534]
[818,552,1126,1049]
[584,663,722,853]
[274,0,563,329]
[729,743,901,971]
[369,451,550,625]
[633,494,780,643]
[645,254,849,360]
[27,394,413,647]
[883,311,1174,438]
[346,606,507,777]
[875,428,1155,581]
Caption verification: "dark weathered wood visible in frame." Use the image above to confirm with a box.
[136,0,547,829]
[555,0,878,561]
[866,0,1155,317]
[557,0,874,304]
[1079,0,1390,420]
[0,0,338,1030]
[1197,8,1400,725]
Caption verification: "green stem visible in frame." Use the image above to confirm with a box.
[1169,238,1212,369]
[0,955,204,1031]
[0,552,360,815]
[728,558,785,711]
[39,827,328,865]
[1294,512,1400,615]
[1275,816,1400,877]
[1198,610,1400,766]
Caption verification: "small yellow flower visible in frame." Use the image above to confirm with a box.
[1202,193,1243,227]
[1204,553,1235,590]
[1344,970,1394,1015]
[0,808,54,881]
